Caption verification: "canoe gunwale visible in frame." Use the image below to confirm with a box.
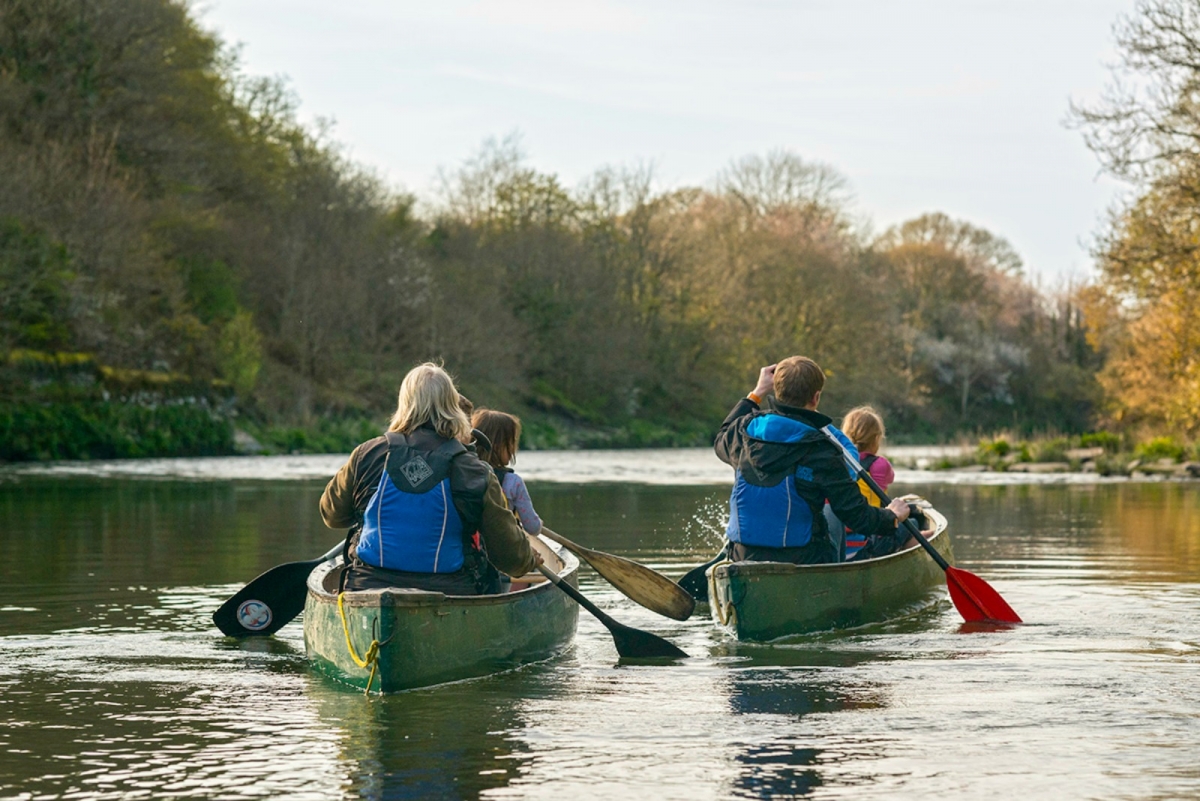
[711,504,949,581]
[306,536,580,610]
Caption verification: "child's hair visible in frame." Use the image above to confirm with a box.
[470,409,522,470]
[842,406,885,455]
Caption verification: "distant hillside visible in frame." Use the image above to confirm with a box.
[0,0,1120,460]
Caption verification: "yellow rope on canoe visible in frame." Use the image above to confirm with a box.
[337,592,381,696]
[710,560,735,626]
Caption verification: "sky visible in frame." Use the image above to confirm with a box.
[198,0,1136,283]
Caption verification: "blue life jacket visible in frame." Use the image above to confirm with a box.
[725,414,858,549]
[356,433,471,573]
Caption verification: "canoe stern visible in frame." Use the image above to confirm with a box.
[709,503,952,641]
[304,540,580,692]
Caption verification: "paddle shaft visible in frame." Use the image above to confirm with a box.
[537,565,622,628]
[538,527,599,560]
[677,546,728,601]
[536,565,688,658]
[539,527,695,620]
[317,541,346,563]
[819,426,949,570]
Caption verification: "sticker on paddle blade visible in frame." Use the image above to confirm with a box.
[237,599,273,631]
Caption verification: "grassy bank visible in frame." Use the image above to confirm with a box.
[1,351,234,462]
[4,351,1192,466]
[0,400,233,461]
[236,411,713,457]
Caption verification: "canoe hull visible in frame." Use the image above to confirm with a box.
[304,539,579,692]
[709,502,952,641]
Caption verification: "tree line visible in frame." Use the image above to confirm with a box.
[1072,0,1200,443]
[0,0,1180,459]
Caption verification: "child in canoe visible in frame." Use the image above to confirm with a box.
[840,405,899,560]
[471,409,543,536]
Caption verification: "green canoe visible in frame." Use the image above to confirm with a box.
[707,500,952,641]
[304,536,579,692]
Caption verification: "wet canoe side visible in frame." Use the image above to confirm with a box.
[304,540,579,692]
[708,504,952,641]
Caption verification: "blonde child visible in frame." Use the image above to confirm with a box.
[841,406,896,559]
[843,406,894,496]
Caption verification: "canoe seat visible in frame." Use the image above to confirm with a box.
[506,533,564,590]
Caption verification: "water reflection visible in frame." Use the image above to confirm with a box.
[312,679,533,800]
[725,674,852,798]
[0,640,347,799]
[909,482,1200,587]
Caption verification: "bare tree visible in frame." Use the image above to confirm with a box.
[1070,0,1200,184]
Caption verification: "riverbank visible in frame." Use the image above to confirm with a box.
[892,435,1200,481]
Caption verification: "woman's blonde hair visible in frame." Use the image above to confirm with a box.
[842,405,885,455]
[388,362,472,442]
[471,409,522,470]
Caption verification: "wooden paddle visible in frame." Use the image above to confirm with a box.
[539,527,695,621]
[536,565,688,658]
[820,426,1022,624]
[212,542,343,636]
[677,545,728,603]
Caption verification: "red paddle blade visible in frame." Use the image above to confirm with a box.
[945,566,1021,624]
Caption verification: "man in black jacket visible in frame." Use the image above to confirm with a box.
[714,356,912,564]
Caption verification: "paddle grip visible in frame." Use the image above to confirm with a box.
[821,428,951,572]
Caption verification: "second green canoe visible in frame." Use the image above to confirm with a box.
[708,499,952,641]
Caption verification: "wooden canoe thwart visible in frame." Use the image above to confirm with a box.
[304,535,580,692]
[707,500,952,641]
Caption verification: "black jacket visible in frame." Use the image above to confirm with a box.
[714,397,899,541]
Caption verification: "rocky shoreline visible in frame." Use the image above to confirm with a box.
[890,445,1200,481]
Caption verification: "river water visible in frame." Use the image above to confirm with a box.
[1,449,1197,800]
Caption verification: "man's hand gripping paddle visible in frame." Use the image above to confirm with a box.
[821,426,1021,625]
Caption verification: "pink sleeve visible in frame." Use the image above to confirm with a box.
[869,456,895,493]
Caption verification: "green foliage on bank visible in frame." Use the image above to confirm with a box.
[0,347,235,461]
[0,401,232,461]
[241,417,385,456]
[1135,436,1187,462]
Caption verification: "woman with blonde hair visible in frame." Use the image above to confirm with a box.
[320,362,538,594]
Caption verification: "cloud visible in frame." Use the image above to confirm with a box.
[460,0,647,34]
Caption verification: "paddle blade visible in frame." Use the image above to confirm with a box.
[577,549,696,621]
[677,546,727,603]
[946,566,1021,624]
[678,563,711,603]
[538,563,688,659]
[610,622,689,659]
[539,527,696,620]
[212,559,318,636]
